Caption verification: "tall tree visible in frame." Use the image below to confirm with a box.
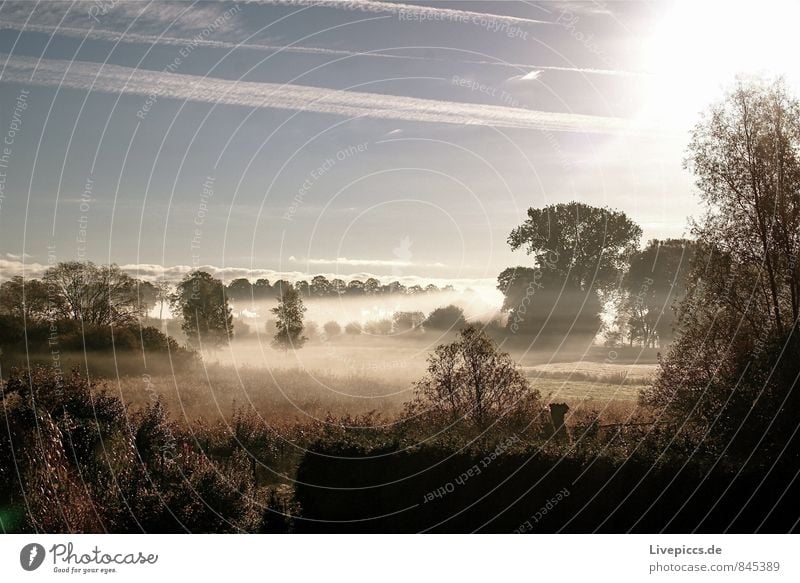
[621,239,696,348]
[508,201,642,292]
[686,76,800,332]
[170,271,233,349]
[271,287,307,350]
[153,280,171,328]
[43,262,144,326]
[501,202,641,344]
[643,77,800,451]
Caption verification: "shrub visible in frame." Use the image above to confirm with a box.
[424,305,466,330]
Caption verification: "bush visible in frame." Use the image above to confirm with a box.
[424,305,466,331]
[344,321,362,335]
[323,321,341,337]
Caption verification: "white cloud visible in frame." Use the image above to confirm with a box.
[0,53,645,134]
[4,252,32,261]
[300,257,446,268]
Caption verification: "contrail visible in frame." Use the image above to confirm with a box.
[246,0,552,26]
[0,22,641,77]
[0,53,645,134]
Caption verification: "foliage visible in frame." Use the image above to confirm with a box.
[497,266,603,343]
[322,320,341,337]
[170,271,233,349]
[424,304,466,330]
[405,325,540,427]
[500,202,639,344]
[644,77,800,454]
[392,311,424,333]
[619,239,696,347]
[344,321,362,335]
[271,287,307,349]
[507,201,642,293]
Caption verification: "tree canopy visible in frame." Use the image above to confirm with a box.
[170,271,233,349]
[643,77,800,452]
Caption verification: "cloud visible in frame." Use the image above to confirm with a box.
[298,256,446,268]
[0,53,644,134]
[5,252,32,261]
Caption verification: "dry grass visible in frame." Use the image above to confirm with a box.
[112,365,413,426]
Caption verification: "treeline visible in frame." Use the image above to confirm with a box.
[225,275,453,301]
[0,262,194,372]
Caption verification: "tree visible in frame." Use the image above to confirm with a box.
[392,311,424,332]
[407,325,540,426]
[363,278,381,295]
[322,320,341,337]
[170,271,233,349]
[136,281,159,318]
[310,276,330,297]
[43,262,144,326]
[508,202,642,291]
[346,279,365,296]
[642,77,800,452]
[501,202,641,343]
[0,276,49,320]
[271,287,307,349]
[330,279,346,296]
[253,279,272,300]
[364,318,392,335]
[497,266,603,343]
[382,281,406,295]
[153,281,171,328]
[424,305,466,331]
[295,280,310,297]
[621,239,696,348]
[272,280,293,296]
[226,278,253,301]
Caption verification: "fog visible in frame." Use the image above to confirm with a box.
[230,288,503,326]
[195,289,502,382]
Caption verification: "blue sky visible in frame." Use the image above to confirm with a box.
[0,0,795,289]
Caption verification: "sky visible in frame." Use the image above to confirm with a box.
[1,0,798,293]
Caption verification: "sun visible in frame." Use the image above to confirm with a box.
[638,0,800,131]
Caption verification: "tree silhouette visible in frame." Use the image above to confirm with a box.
[424,305,466,331]
[501,202,641,344]
[271,287,307,350]
[170,271,233,349]
[620,239,696,348]
[407,325,539,426]
[643,77,800,452]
